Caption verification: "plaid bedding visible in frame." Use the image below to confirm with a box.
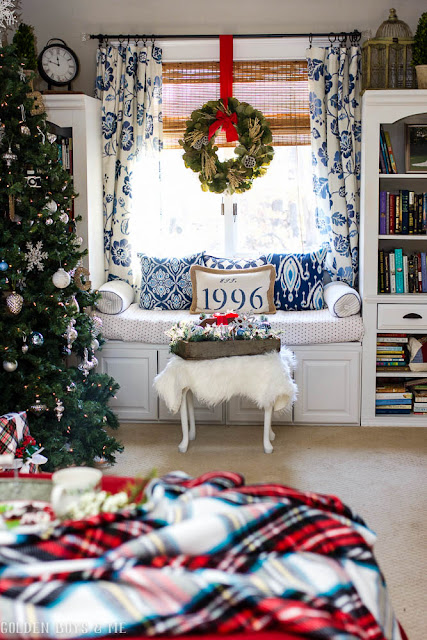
[0,471,403,639]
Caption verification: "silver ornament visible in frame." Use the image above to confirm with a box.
[6,292,23,314]
[193,139,203,150]
[2,146,17,167]
[22,343,29,354]
[59,212,69,223]
[201,135,210,145]
[67,382,77,392]
[30,332,44,346]
[45,200,57,213]
[45,217,53,225]
[30,400,47,413]
[74,236,84,246]
[243,155,256,169]
[52,268,71,289]
[91,338,100,351]
[47,133,57,144]
[21,125,31,135]
[55,398,64,422]
[3,360,18,372]
[91,316,103,335]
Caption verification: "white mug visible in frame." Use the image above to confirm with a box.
[51,466,102,517]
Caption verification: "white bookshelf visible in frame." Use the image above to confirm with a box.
[43,94,104,289]
[360,90,427,426]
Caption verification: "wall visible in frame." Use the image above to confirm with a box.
[18,0,423,96]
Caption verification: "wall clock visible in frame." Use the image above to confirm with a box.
[37,38,79,90]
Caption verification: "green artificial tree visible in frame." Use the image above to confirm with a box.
[413,12,427,67]
[12,24,37,70]
[0,44,123,470]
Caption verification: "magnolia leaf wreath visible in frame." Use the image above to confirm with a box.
[179,97,274,194]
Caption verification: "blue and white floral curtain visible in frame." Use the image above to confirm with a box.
[95,43,162,284]
[306,46,361,287]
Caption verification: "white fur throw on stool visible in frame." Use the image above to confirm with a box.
[154,350,297,414]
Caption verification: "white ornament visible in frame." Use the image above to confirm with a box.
[45,217,53,225]
[45,200,57,213]
[52,268,71,289]
[6,292,23,314]
[47,133,57,144]
[74,236,84,246]
[21,125,30,135]
[3,360,17,372]
[25,241,48,272]
[0,0,17,30]
[91,338,99,351]
[59,212,69,223]
[55,398,64,422]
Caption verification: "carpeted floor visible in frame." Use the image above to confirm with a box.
[105,422,427,640]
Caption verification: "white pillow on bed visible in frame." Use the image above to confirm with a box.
[324,281,361,318]
[95,280,135,315]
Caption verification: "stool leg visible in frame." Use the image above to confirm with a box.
[187,390,196,441]
[263,405,273,454]
[179,388,189,453]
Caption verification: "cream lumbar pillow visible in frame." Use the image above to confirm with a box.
[95,280,135,315]
[190,264,276,315]
[323,281,361,318]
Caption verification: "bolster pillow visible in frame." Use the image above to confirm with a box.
[95,280,135,315]
[324,281,361,318]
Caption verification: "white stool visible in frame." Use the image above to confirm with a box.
[179,388,275,454]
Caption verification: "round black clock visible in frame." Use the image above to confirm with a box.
[38,38,79,88]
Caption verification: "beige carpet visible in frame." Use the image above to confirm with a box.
[105,423,427,640]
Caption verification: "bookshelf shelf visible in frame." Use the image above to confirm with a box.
[360,90,427,427]
[380,174,427,179]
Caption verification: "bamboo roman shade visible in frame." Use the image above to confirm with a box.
[162,60,310,149]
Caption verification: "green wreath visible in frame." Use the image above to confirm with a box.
[179,97,274,194]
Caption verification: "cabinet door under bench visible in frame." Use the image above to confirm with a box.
[97,342,158,421]
[292,343,361,425]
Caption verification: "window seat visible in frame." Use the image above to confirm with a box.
[97,304,364,346]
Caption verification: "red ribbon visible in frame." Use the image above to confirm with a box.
[207,34,238,142]
[208,110,238,142]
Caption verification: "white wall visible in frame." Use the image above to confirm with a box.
[19,0,423,96]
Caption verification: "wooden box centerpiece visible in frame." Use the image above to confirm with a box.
[168,313,281,360]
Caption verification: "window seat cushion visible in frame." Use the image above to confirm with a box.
[97,304,364,346]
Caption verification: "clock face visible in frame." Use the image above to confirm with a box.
[40,45,78,85]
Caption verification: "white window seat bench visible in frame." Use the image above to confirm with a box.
[96,305,364,426]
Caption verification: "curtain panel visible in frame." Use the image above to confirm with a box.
[95,44,162,284]
[306,46,361,287]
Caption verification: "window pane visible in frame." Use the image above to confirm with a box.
[234,146,321,255]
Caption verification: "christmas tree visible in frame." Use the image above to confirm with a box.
[0,44,123,470]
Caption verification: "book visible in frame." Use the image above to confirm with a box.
[394,249,404,293]
[401,189,409,234]
[383,130,397,173]
[379,126,391,173]
[421,252,427,292]
[405,377,427,387]
[403,255,409,293]
[395,193,401,233]
[376,392,412,399]
[375,409,411,414]
[376,383,406,392]
[377,336,408,343]
[408,191,415,234]
[378,249,385,293]
[379,191,387,234]
[375,399,412,406]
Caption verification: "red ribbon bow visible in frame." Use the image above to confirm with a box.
[208,110,239,142]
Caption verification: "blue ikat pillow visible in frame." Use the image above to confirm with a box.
[203,254,267,270]
[138,252,204,310]
[263,248,327,311]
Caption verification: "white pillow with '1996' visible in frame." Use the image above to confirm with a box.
[190,265,276,315]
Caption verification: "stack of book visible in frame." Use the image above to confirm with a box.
[375,378,412,415]
[378,248,427,294]
[406,378,427,415]
[376,334,409,372]
[379,125,397,174]
[378,190,427,235]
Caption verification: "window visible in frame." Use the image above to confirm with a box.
[133,43,322,257]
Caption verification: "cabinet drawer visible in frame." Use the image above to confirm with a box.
[377,304,427,331]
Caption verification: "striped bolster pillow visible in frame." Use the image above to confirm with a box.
[323,281,361,318]
[95,280,135,315]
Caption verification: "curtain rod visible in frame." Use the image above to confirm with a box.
[89,31,362,44]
